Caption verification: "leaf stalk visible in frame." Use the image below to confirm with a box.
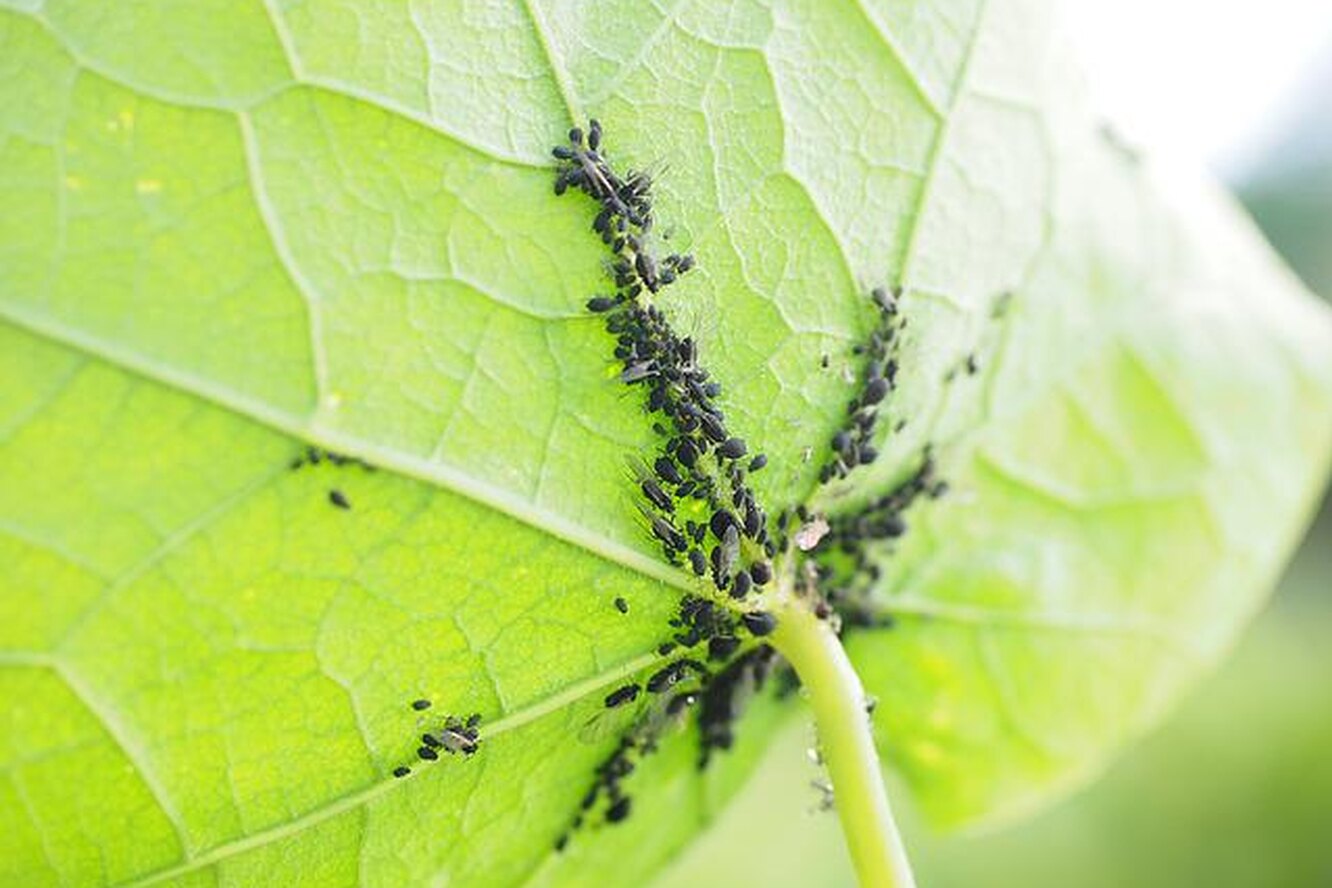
[769,601,916,888]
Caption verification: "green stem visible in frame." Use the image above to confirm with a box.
[769,601,916,888]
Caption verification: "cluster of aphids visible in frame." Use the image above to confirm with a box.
[553,120,775,603]
[817,450,948,628]
[563,593,780,845]
[602,594,778,712]
[818,286,905,483]
[287,446,377,511]
[551,120,786,845]
[696,645,778,765]
[390,699,481,779]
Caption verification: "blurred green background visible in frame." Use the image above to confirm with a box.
[655,34,1332,888]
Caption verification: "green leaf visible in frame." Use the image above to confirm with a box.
[1,2,1329,886]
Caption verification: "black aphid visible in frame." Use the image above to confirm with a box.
[863,377,889,405]
[654,456,682,485]
[604,683,640,708]
[440,726,479,756]
[417,746,439,761]
[606,796,632,823]
[688,548,707,576]
[411,698,431,711]
[749,561,772,586]
[713,526,740,585]
[730,569,752,600]
[709,508,736,540]
[748,454,767,472]
[646,660,691,693]
[641,478,673,513]
[708,636,741,661]
[741,611,778,636]
[648,515,686,552]
[614,596,629,614]
[717,437,747,459]
[328,489,350,509]
[699,412,726,443]
[587,295,619,312]
[393,766,411,778]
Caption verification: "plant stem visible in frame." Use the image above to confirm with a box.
[769,601,916,888]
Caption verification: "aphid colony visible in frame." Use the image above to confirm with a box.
[819,285,906,484]
[563,592,782,848]
[551,120,785,846]
[391,699,481,779]
[813,450,947,630]
[552,120,774,602]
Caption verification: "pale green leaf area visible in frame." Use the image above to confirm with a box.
[1,0,1330,885]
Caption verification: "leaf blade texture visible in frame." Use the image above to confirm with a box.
[1,0,1330,885]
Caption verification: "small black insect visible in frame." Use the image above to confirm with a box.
[328,489,350,509]
[741,611,778,636]
[604,683,640,708]
[717,437,747,459]
[621,360,657,384]
[649,515,686,551]
[871,285,898,314]
[440,725,479,756]
[641,478,674,513]
[709,508,737,540]
[417,746,439,761]
[647,660,690,693]
[614,596,629,614]
[742,503,763,538]
[654,456,682,485]
[730,569,752,600]
[688,548,707,576]
[606,796,632,823]
[862,377,889,405]
[714,526,740,582]
[708,635,741,661]
[749,561,771,586]
[393,766,411,778]
[411,698,431,711]
[635,252,657,288]
[676,439,700,467]
[699,412,726,443]
[748,454,767,472]
[587,295,618,312]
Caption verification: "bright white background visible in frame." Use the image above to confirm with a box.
[1063,0,1332,176]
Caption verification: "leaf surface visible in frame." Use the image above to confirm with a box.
[1,0,1330,885]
